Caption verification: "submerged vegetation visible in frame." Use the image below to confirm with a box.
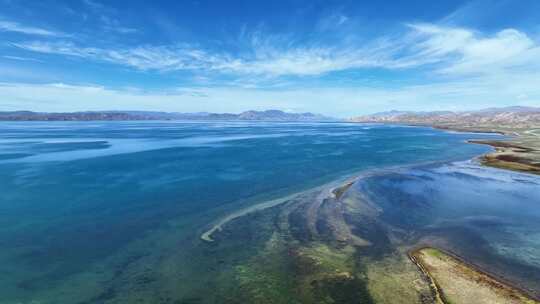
[2,122,538,303]
[201,162,540,303]
[200,179,435,303]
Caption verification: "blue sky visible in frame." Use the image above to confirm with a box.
[1,0,539,116]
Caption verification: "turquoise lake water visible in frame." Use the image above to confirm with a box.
[1,121,531,303]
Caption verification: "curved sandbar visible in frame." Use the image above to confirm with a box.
[201,176,359,242]
[200,155,507,243]
[200,192,301,242]
[200,161,449,242]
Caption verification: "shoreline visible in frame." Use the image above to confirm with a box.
[466,139,540,174]
[408,248,445,304]
[409,247,540,303]
[432,124,540,175]
[426,124,539,175]
[357,122,540,175]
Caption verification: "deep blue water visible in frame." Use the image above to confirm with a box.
[0,121,503,302]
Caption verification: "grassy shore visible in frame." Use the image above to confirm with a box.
[410,247,539,304]
[435,124,540,174]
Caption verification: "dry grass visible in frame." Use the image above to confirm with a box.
[412,247,539,304]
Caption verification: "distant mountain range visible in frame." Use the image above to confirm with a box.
[0,110,335,122]
[350,106,540,127]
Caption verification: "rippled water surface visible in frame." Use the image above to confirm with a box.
[0,121,511,303]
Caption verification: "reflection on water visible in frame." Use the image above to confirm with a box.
[357,161,540,296]
[0,121,511,303]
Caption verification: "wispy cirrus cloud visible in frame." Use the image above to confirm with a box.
[82,0,106,11]
[99,15,139,34]
[242,24,540,78]
[9,34,424,76]
[1,55,42,62]
[11,41,226,71]
[0,20,66,37]
[8,22,540,81]
[2,1,538,115]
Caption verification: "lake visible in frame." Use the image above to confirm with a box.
[3,121,533,303]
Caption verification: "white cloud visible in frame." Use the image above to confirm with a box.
[4,21,540,114]
[0,20,65,37]
[316,12,349,30]
[10,37,420,76]
[14,22,539,79]
[99,15,139,34]
[2,1,539,80]
[11,41,216,71]
[218,46,383,76]
[408,24,540,75]
[1,55,42,62]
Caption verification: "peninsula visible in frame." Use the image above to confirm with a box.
[351,106,540,174]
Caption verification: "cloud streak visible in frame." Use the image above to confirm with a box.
[11,41,228,71]
[10,23,540,80]
[1,55,42,62]
[8,35,422,76]
[0,20,65,37]
[4,16,540,115]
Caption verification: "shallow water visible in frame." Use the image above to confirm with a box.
[357,161,540,296]
[0,121,506,303]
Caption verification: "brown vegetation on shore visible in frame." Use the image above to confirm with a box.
[350,106,540,175]
[410,247,539,304]
[467,139,540,174]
